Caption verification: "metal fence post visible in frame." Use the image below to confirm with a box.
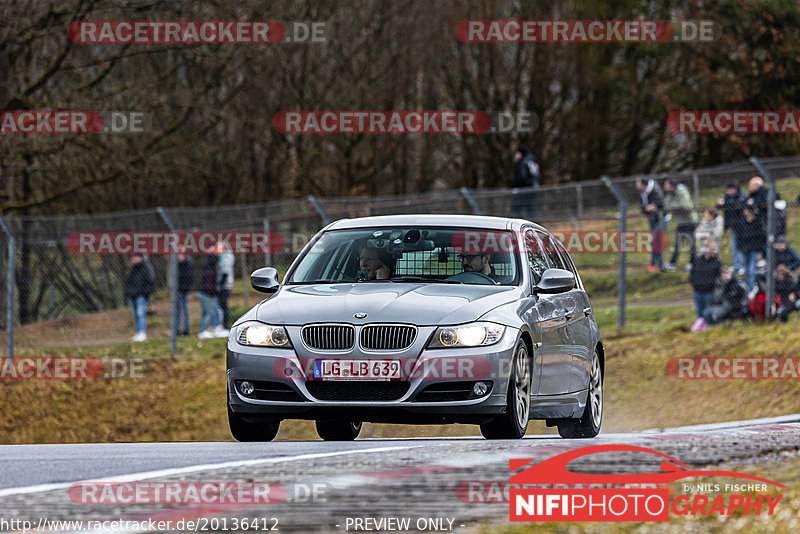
[459,187,484,215]
[241,259,249,308]
[575,183,584,231]
[307,195,331,225]
[0,217,15,362]
[749,157,777,320]
[156,207,178,355]
[692,173,700,209]
[263,219,272,268]
[601,176,627,332]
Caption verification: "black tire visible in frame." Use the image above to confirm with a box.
[557,350,603,438]
[315,420,362,441]
[480,338,531,439]
[228,404,280,442]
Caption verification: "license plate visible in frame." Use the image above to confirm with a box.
[313,359,401,380]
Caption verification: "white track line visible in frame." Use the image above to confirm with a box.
[0,445,425,499]
[3,414,799,500]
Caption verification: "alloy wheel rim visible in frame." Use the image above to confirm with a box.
[514,346,531,429]
[589,354,603,429]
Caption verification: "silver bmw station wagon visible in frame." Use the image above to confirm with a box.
[227,215,604,441]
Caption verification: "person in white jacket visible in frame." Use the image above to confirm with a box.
[694,208,724,261]
[215,242,235,337]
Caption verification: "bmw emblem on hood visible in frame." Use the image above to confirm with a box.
[354,312,368,319]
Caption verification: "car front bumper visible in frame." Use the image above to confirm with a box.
[226,326,518,424]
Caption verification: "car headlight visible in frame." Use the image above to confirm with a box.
[237,322,292,348]
[427,322,505,349]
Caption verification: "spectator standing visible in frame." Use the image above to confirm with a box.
[745,176,769,221]
[636,178,666,272]
[198,254,222,339]
[696,266,750,329]
[716,183,746,275]
[662,179,698,271]
[125,254,154,342]
[689,241,722,331]
[694,208,723,255]
[177,249,194,336]
[737,206,767,292]
[746,176,786,248]
[511,146,540,220]
[216,242,234,336]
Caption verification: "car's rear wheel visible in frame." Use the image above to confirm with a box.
[557,350,602,438]
[480,338,530,439]
[316,420,362,441]
[228,404,281,442]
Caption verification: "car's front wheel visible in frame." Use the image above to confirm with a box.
[557,350,603,438]
[480,338,531,439]
[228,404,281,442]
[316,421,362,441]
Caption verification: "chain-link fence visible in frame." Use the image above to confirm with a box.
[2,156,800,357]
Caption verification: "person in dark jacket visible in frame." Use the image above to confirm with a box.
[746,175,786,237]
[197,254,222,339]
[716,183,746,274]
[511,146,540,219]
[177,248,194,336]
[697,266,750,328]
[775,264,800,322]
[774,236,800,274]
[745,176,769,220]
[736,206,766,292]
[125,254,155,342]
[636,178,666,271]
[689,241,722,331]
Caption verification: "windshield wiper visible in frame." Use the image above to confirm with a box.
[388,276,463,284]
[289,279,354,285]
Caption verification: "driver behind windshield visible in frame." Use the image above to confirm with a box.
[359,247,394,280]
[460,253,500,281]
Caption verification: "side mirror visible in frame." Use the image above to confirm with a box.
[534,268,576,294]
[251,267,280,294]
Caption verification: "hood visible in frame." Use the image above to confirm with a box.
[255,282,522,326]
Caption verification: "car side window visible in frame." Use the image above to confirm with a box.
[537,230,566,271]
[524,229,549,285]
[555,240,582,290]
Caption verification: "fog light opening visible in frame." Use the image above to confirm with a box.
[472,381,489,397]
[239,381,255,396]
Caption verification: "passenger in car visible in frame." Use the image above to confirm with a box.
[358,247,393,280]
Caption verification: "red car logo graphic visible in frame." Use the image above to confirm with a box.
[510,444,785,487]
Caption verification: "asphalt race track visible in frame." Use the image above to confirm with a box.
[1,415,799,533]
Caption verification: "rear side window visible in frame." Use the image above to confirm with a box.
[555,240,582,290]
[537,230,566,271]
[524,230,549,285]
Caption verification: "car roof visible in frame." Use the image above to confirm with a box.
[325,214,546,232]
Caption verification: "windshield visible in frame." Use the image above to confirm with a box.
[287,227,520,286]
